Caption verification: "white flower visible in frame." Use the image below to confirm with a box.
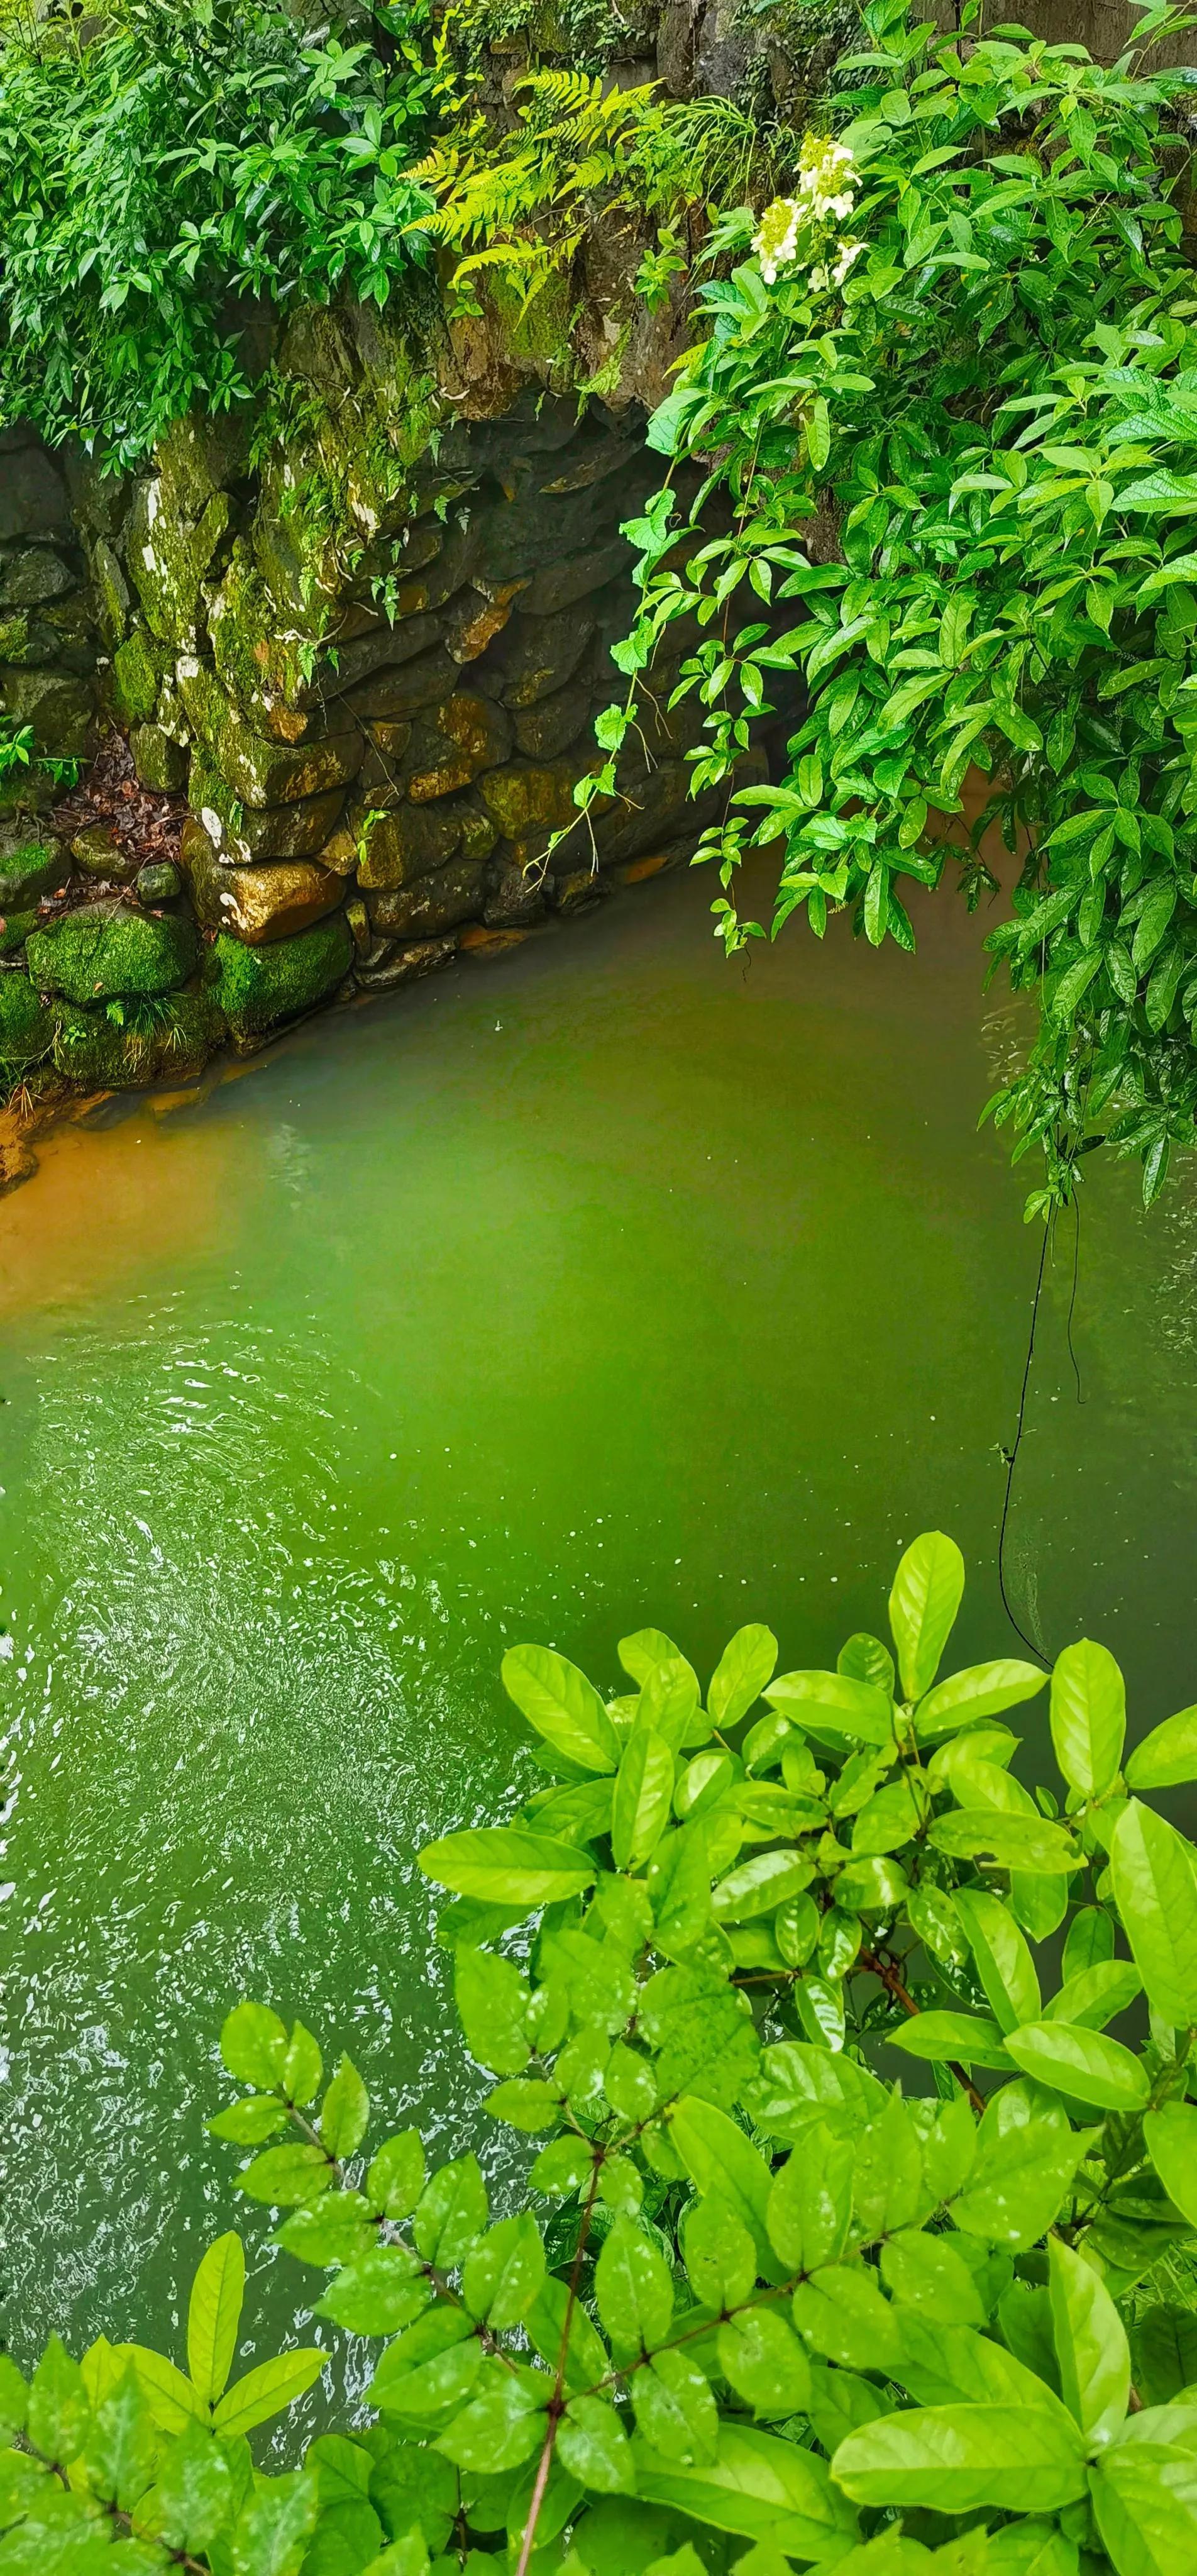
[752,195,803,286]
[797,133,859,225]
[832,238,865,286]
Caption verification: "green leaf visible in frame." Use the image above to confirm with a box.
[889,1532,964,1701]
[929,1810,1081,1872]
[84,2370,157,2513]
[282,2021,323,2106]
[1110,1797,1197,2026]
[500,1644,621,1773]
[0,2355,26,2441]
[238,2141,333,2208]
[187,2233,245,2407]
[712,1849,814,1923]
[418,1827,595,1907]
[764,1669,895,1746]
[709,1626,778,1729]
[1051,1640,1126,1798]
[487,2076,565,2131]
[612,1727,675,1871]
[368,2130,424,2219]
[221,2003,288,2091]
[214,2350,324,2437]
[953,2083,1093,2250]
[119,2346,205,2436]
[717,2310,812,2419]
[207,2099,289,2145]
[1090,2439,1197,2575]
[231,2468,317,2576]
[634,2350,719,2466]
[887,2011,1012,2068]
[915,1660,1045,1737]
[454,1948,531,2076]
[1144,2101,1197,2227]
[370,2313,483,2420]
[1126,1704,1197,1789]
[155,2421,234,2552]
[682,2195,757,2310]
[526,2274,610,2394]
[557,2396,635,2493]
[1048,2235,1129,2444]
[461,2212,546,2331]
[315,2248,430,2338]
[412,2154,488,2268]
[636,1656,704,1753]
[1062,1906,1115,1979]
[670,2100,778,2275]
[792,2267,902,2373]
[766,2128,854,2271]
[831,2402,1088,2512]
[594,2216,674,2362]
[880,2229,986,2328]
[1044,1959,1142,2029]
[619,1628,683,1685]
[1004,2019,1149,2111]
[631,2419,856,2556]
[27,2338,92,2462]
[433,2364,547,2475]
[646,1821,712,1960]
[956,1888,1041,2033]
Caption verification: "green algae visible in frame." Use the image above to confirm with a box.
[26,901,198,1002]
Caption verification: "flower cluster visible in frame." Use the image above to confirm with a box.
[751,135,861,288]
[810,237,865,292]
[752,194,803,285]
[798,131,859,222]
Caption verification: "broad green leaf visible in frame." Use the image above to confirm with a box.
[851,2092,932,2240]
[281,2021,322,2106]
[712,1848,814,1923]
[1050,1640,1125,1798]
[636,1656,703,1753]
[954,2084,1093,2251]
[744,2040,886,2141]
[221,2002,288,2091]
[929,1809,1081,1872]
[682,2195,757,2310]
[1090,2440,1197,2575]
[231,2470,317,2576]
[454,1947,531,2077]
[880,2229,986,2328]
[207,2098,288,2146]
[956,1888,1041,2032]
[831,2402,1088,2512]
[418,1827,595,1907]
[1126,1704,1197,1790]
[887,2011,1012,2068]
[557,2395,634,2493]
[500,1644,621,1772]
[526,2274,610,2395]
[370,2313,483,2420]
[319,2055,369,2158]
[461,2212,546,2332]
[612,1728,675,1871]
[1011,1870,1070,1943]
[646,1821,712,1959]
[1004,2020,1149,2111]
[717,2310,812,2419]
[412,2154,488,2268]
[1048,2235,1129,2445]
[1131,2304,1197,2407]
[1062,1906,1115,1980]
[837,1634,896,1694]
[213,2349,324,2436]
[631,2419,856,2555]
[1044,1959,1142,2029]
[433,2364,547,2475]
[792,2267,902,2374]
[766,1669,895,1747]
[155,2420,235,2552]
[709,1626,778,1729]
[315,2248,430,2337]
[889,1532,964,1701]
[368,2130,424,2220]
[237,2141,332,2208]
[670,2099,779,2275]
[120,2345,205,2435]
[619,1628,683,1686]
[766,2128,854,2272]
[0,2355,26,2441]
[594,2216,673,2362]
[634,2349,719,2465]
[28,2339,92,2462]
[84,2370,157,2513]
[187,2233,245,2407]
[1110,1798,1197,2027]
[915,1660,1045,1738]
[1144,2102,1197,2228]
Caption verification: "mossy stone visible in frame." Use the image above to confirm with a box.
[212,914,352,1039]
[130,724,189,793]
[26,900,197,1002]
[0,910,38,957]
[52,989,226,1089]
[0,839,63,909]
[0,969,54,1066]
[111,632,165,726]
[135,860,182,905]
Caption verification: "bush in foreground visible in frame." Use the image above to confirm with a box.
[7,1533,1197,2574]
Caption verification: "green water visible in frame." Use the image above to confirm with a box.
[4,862,1197,2390]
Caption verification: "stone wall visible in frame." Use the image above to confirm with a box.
[0,423,98,766]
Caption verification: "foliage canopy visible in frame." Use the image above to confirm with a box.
[9,1537,1197,2574]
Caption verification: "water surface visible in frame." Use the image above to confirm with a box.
[3,860,1196,2380]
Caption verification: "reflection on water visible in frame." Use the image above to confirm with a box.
[3,862,1197,2378]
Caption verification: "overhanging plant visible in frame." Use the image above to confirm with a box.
[584,0,1197,1211]
[8,1534,1197,2572]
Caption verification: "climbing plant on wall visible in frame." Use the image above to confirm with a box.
[8,1535,1197,2571]
[589,0,1197,1210]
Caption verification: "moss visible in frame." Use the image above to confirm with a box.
[0,840,63,908]
[111,631,167,726]
[0,909,38,957]
[0,968,54,1066]
[51,989,226,1089]
[26,899,198,1002]
[211,912,351,1038]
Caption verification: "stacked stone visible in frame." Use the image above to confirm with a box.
[0,426,97,762]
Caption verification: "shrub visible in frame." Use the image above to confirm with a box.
[0,0,436,468]
[8,1534,1197,2573]
[590,0,1197,1211]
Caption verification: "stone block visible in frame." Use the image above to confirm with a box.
[26,899,197,1001]
[72,824,135,880]
[135,861,182,905]
[519,538,631,618]
[177,658,363,806]
[367,857,488,940]
[444,581,527,664]
[130,724,189,794]
[353,799,464,889]
[355,935,458,991]
[341,647,459,725]
[307,613,446,697]
[405,692,513,802]
[0,837,63,909]
[0,548,74,608]
[112,631,167,725]
[0,667,94,757]
[0,967,55,1066]
[485,608,595,708]
[478,760,587,838]
[52,989,226,1090]
[484,852,548,927]
[0,448,72,543]
[90,538,131,645]
[212,858,345,947]
[512,689,591,761]
[190,757,347,863]
[211,913,353,1039]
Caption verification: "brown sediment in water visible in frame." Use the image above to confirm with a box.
[0,1097,240,1322]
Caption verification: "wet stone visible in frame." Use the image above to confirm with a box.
[366,857,487,940]
[135,861,182,906]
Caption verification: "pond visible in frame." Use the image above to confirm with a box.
[3,857,1197,2388]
